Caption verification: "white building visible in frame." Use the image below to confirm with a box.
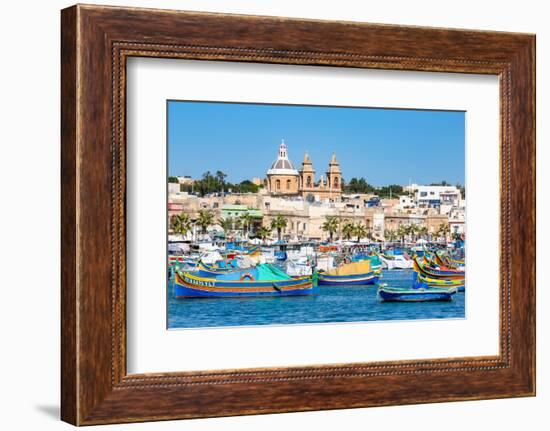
[398,195,415,209]
[415,185,461,210]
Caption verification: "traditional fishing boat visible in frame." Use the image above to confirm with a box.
[318,260,379,286]
[417,272,465,292]
[377,283,457,302]
[352,253,383,271]
[173,264,317,298]
[413,257,465,279]
[168,255,197,268]
[433,251,465,270]
[195,258,256,277]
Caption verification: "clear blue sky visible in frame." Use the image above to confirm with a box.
[168,100,465,186]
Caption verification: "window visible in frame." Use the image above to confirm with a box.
[286,179,291,190]
[420,191,427,197]
[306,176,312,187]
[334,177,339,188]
[276,179,280,190]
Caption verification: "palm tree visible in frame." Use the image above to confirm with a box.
[239,212,253,239]
[256,226,271,242]
[384,229,397,242]
[170,213,192,239]
[417,225,428,241]
[321,216,339,243]
[342,222,355,241]
[407,224,419,242]
[270,215,288,241]
[437,223,450,243]
[197,209,214,234]
[218,218,233,236]
[397,225,407,244]
[216,170,227,194]
[354,223,368,243]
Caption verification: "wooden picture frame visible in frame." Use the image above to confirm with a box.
[61,4,535,425]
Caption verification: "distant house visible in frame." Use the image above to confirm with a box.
[415,185,460,209]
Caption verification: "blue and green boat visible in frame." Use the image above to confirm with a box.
[378,285,456,302]
[377,274,457,302]
[173,264,317,298]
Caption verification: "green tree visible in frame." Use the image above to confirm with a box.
[430,180,450,186]
[197,209,214,234]
[321,216,339,242]
[384,229,397,242]
[216,171,227,194]
[170,213,192,238]
[236,180,259,193]
[354,223,368,243]
[168,176,179,183]
[270,215,288,241]
[218,218,233,234]
[406,224,419,242]
[377,184,404,199]
[256,226,271,241]
[239,212,254,239]
[397,225,408,244]
[417,225,428,240]
[342,222,355,241]
[437,223,450,243]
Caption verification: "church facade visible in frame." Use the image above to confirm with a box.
[266,141,343,202]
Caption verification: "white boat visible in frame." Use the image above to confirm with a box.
[285,258,312,276]
[379,254,413,270]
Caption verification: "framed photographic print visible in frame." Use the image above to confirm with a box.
[61,4,535,425]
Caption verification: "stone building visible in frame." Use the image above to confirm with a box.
[265,141,300,195]
[266,140,343,202]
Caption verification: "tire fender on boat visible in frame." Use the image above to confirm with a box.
[240,272,255,281]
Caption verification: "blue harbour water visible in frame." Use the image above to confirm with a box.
[167,269,465,329]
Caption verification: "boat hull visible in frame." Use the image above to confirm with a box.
[413,259,465,279]
[173,272,316,298]
[417,274,465,292]
[318,272,379,285]
[378,287,455,302]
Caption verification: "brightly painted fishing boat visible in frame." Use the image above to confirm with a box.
[352,253,383,271]
[417,272,465,292]
[413,257,465,279]
[433,252,465,270]
[168,255,198,267]
[195,259,256,277]
[377,284,457,302]
[318,260,379,286]
[173,264,317,298]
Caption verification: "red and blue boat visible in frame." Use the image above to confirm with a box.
[173,264,317,298]
[318,261,379,286]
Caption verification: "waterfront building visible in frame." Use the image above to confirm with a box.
[448,207,466,236]
[220,204,263,221]
[416,185,461,209]
[398,195,416,210]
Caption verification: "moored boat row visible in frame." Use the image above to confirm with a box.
[169,241,464,301]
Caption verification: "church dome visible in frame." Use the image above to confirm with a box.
[270,158,296,171]
[267,140,299,176]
